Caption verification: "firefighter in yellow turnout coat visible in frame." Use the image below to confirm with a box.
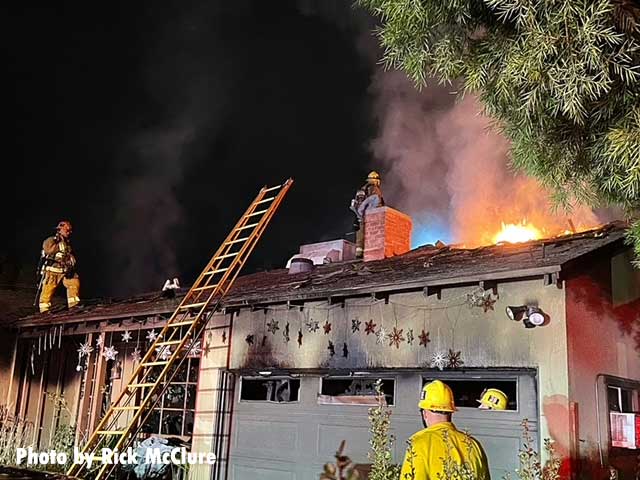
[400,380,490,480]
[38,220,80,312]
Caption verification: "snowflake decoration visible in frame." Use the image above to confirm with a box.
[351,319,361,333]
[431,351,447,371]
[342,343,349,358]
[185,339,202,356]
[419,330,431,347]
[447,349,464,369]
[388,327,405,349]
[364,319,377,335]
[376,327,387,345]
[328,341,335,357]
[283,322,290,343]
[155,345,172,361]
[131,348,142,363]
[323,321,332,335]
[121,331,132,343]
[306,319,319,333]
[146,329,158,342]
[267,319,279,334]
[77,342,93,358]
[96,335,103,347]
[102,346,118,361]
[406,329,414,345]
[245,334,255,345]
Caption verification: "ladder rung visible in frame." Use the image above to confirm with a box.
[180,302,207,310]
[224,236,249,245]
[256,196,275,204]
[156,339,183,345]
[236,222,259,231]
[113,406,139,410]
[97,430,124,435]
[169,320,196,327]
[263,184,282,192]
[129,383,156,388]
[204,267,229,276]
[142,361,169,366]
[246,209,268,217]
[216,252,238,260]
[193,284,219,292]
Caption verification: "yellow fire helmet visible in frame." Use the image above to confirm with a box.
[418,380,456,412]
[478,388,508,410]
[367,171,381,181]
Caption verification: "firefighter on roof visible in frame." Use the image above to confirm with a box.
[38,220,80,313]
[350,171,385,258]
[400,380,490,480]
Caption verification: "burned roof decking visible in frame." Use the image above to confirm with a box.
[11,223,628,328]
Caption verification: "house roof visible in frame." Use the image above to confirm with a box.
[10,222,628,329]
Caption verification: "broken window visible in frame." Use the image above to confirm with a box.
[240,377,300,403]
[141,356,199,438]
[318,378,395,406]
[608,385,634,413]
[423,378,518,410]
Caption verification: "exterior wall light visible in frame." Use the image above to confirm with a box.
[505,305,547,328]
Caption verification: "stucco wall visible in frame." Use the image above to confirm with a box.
[566,249,640,478]
[229,277,569,457]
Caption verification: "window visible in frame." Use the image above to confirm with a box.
[240,377,300,403]
[141,357,199,437]
[608,385,634,413]
[318,377,395,406]
[422,378,518,410]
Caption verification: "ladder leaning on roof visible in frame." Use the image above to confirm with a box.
[66,178,293,480]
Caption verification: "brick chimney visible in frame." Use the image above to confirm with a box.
[363,206,412,261]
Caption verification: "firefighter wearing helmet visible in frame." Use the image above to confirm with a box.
[349,171,385,258]
[37,220,80,313]
[400,380,490,480]
[478,388,508,410]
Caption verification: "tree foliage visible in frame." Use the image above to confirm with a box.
[359,0,640,261]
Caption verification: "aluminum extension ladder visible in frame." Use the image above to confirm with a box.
[66,179,293,480]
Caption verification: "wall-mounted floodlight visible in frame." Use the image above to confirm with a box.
[505,305,547,328]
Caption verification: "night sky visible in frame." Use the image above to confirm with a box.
[4,1,380,299]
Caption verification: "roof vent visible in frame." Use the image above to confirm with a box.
[288,257,314,275]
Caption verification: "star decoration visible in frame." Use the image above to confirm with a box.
[146,329,158,342]
[388,327,405,349]
[306,319,319,333]
[482,295,496,312]
[447,349,464,369]
[202,343,211,359]
[376,327,387,345]
[351,319,361,333]
[121,331,132,343]
[222,330,227,344]
[364,320,377,335]
[297,329,303,347]
[155,345,172,361]
[185,339,202,356]
[131,348,142,363]
[283,322,290,342]
[267,319,279,334]
[96,335,103,347]
[323,321,332,335]
[431,351,447,371]
[77,342,93,358]
[328,341,335,357]
[245,334,255,345]
[342,343,349,358]
[406,329,414,345]
[419,330,431,347]
[102,346,118,361]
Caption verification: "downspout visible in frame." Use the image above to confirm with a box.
[595,373,604,467]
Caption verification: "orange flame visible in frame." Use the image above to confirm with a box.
[492,221,542,244]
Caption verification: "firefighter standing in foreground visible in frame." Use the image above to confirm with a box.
[38,220,80,313]
[400,380,490,480]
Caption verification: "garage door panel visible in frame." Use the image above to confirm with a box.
[232,463,297,480]
[234,419,300,453]
[317,424,371,459]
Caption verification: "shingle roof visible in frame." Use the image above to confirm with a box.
[11,222,628,329]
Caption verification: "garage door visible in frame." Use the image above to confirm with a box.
[227,370,538,479]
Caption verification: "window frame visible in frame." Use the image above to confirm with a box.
[317,376,396,407]
[238,376,302,404]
